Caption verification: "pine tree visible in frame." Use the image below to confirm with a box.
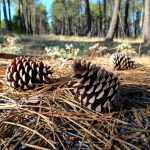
[105,0,120,41]
[2,0,11,32]
[143,0,149,43]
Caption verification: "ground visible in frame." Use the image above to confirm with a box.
[0,35,150,149]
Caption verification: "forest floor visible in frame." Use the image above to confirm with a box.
[1,34,150,56]
[0,35,150,149]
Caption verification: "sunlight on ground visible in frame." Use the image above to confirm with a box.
[42,34,143,43]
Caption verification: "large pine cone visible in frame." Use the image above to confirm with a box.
[110,53,134,70]
[70,60,120,113]
[6,57,53,90]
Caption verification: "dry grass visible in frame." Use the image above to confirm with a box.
[41,34,142,43]
[0,55,150,149]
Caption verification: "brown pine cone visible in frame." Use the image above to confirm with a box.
[70,60,120,112]
[6,57,53,90]
[110,53,135,70]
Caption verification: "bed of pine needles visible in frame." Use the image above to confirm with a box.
[0,56,150,150]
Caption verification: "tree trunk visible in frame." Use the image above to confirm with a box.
[7,0,11,29]
[132,2,135,38]
[18,0,23,33]
[115,15,119,38]
[102,0,106,37]
[36,16,39,35]
[28,3,32,34]
[139,0,144,37]
[143,0,149,43]
[98,0,102,37]
[25,0,29,35]
[108,1,111,31]
[40,15,42,35]
[42,26,44,35]
[124,0,129,37]
[134,0,138,38]
[33,0,36,35]
[1,0,10,32]
[65,17,68,35]
[27,0,31,34]
[63,2,71,36]
[20,0,26,34]
[68,16,71,36]
[79,7,83,36]
[61,18,64,35]
[0,2,1,29]
[105,0,120,41]
[84,0,91,37]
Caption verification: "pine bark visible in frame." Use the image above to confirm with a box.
[134,0,138,38]
[115,15,119,38]
[40,15,42,35]
[29,3,32,34]
[143,0,150,43]
[63,2,71,36]
[124,0,129,37]
[102,0,106,37]
[139,0,144,36]
[105,0,120,41]
[0,2,1,29]
[33,0,36,35]
[98,0,102,37]
[108,1,111,30]
[84,0,91,37]
[20,0,26,34]
[1,0,10,32]
[132,2,135,38]
[7,0,11,27]
[79,6,83,36]
[18,0,23,33]
[25,0,29,35]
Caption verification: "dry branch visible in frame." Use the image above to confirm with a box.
[0,53,51,59]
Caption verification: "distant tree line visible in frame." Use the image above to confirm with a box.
[1,0,50,35]
[1,0,150,44]
[50,0,150,43]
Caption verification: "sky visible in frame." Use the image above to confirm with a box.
[1,0,98,27]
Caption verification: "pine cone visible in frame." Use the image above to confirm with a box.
[70,60,120,113]
[6,57,53,90]
[110,53,134,70]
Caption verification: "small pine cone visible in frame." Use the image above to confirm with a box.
[6,57,53,90]
[70,60,120,113]
[110,53,135,70]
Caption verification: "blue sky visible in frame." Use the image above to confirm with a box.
[1,0,98,26]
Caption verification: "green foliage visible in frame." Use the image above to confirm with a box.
[0,35,4,43]
[147,50,150,55]
[116,43,137,55]
[10,46,24,54]
[1,16,22,34]
[1,19,6,29]
[1,1,49,35]
[0,45,24,54]
[0,45,2,51]
[2,47,8,53]
[11,15,22,34]
[45,44,82,66]
[33,36,45,44]
[50,0,82,35]
[89,2,100,19]
[83,43,89,55]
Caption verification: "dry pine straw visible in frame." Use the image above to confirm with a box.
[0,57,150,149]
